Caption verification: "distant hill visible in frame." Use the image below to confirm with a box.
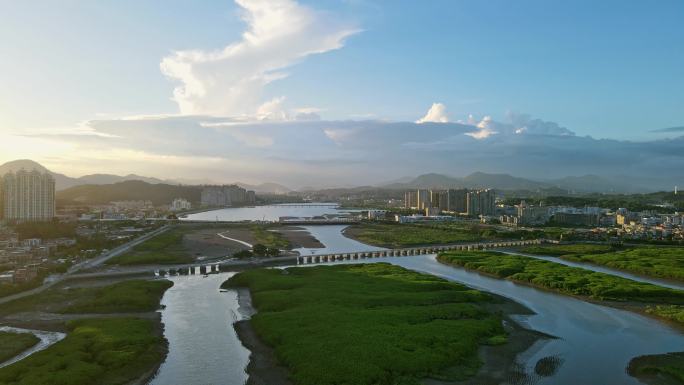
[462,172,549,190]
[545,174,672,194]
[0,159,287,193]
[56,180,202,206]
[382,172,549,191]
[0,159,170,190]
[75,173,165,186]
[237,182,291,194]
[380,171,667,193]
[0,159,50,174]
[0,159,76,190]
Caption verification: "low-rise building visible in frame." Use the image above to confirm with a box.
[367,210,387,220]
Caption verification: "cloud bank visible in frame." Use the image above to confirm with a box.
[160,0,360,117]
[33,114,684,189]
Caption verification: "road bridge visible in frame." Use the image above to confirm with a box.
[295,239,542,264]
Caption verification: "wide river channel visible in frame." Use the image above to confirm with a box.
[150,204,684,385]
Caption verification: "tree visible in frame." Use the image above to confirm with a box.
[233,250,253,259]
[252,244,268,256]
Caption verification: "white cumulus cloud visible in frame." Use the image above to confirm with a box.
[464,116,499,139]
[461,112,576,139]
[416,103,449,123]
[160,0,360,117]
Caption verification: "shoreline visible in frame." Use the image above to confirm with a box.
[506,248,684,291]
[230,275,551,385]
[436,255,684,333]
[428,290,554,385]
[233,288,292,385]
[128,312,168,385]
[627,352,684,385]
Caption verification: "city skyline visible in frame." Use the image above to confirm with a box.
[1,0,683,186]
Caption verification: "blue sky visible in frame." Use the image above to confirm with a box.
[1,0,683,185]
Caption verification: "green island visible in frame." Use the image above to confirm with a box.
[521,244,684,282]
[436,251,684,308]
[0,318,166,385]
[225,263,519,385]
[0,332,40,363]
[343,222,551,248]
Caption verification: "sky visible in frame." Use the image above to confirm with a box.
[1,0,683,187]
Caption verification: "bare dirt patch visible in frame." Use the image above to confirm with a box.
[273,227,324,249]
[183,227,254,258]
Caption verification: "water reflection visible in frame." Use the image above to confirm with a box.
[150,273,249,385]
[182,203,344,222]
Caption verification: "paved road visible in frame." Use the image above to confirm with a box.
[0,225,170,306]
[67,255,297,280]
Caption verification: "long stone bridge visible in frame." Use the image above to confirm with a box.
[296,239,543,264]
[151,239,543,277]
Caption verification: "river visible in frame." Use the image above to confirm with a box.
[151,205,684,385]
[181,203,343,222]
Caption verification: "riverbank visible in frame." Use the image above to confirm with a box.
[226,263,551,385]
[519,244,684,285]
[628,352,684,385]
[436,251,684,329]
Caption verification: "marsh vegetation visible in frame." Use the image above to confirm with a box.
[225,263,514,385]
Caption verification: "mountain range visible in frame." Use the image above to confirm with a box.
[0,159,674,194]
[380,172,672,194]
[0,160,291,194]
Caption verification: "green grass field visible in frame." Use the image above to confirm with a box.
[225,263,508,385]
[522,244,684,283]
[0,318,166,385]
[61,280,173,314]
[345,223,484,247]
[520,244,615,256]
[0,280,43,300]
[437,251,684,305]
[0,332,40,363]
[646,305,684,323]
[106,227,193,265]
[564,247,684,282]
[0,280,173,316]
[345,222,554,248]
[251,225,291,249]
